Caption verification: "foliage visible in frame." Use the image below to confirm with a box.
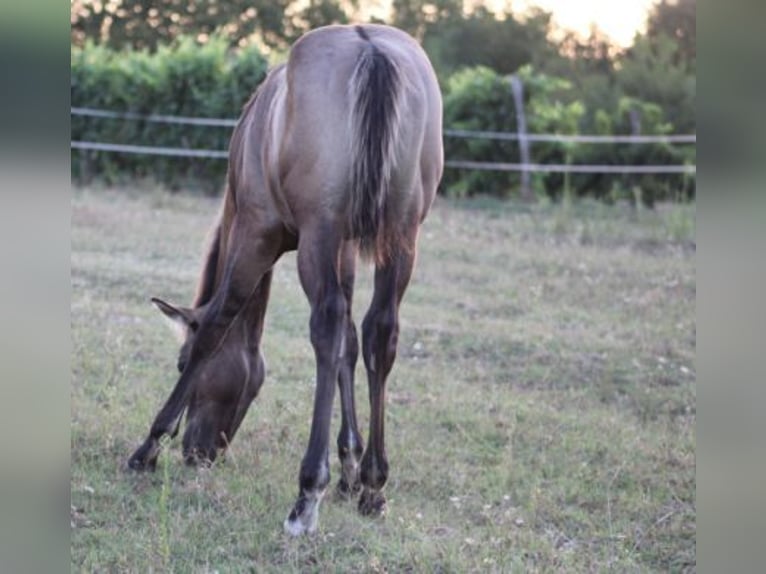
[421,6,558,79]
[442,66,695,202]
[575,97,695,205]
[616,33,696,133]
[71,36,269,192]
[647,0,696,67]
[71,0,355,51]
[391,0,463,40]
[442,66,520,197]
[71,0,291,50]
[518,67,584,200]
[542,28,620,130]
[292,0,350,33]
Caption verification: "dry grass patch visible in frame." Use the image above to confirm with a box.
[72,187,695,572]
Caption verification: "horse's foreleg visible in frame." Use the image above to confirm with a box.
[223,268,273,447]
[284,229,346,536]
[336,242,364,498]
[358,239,417,516]
[127,365,199,471]
[128,221,282,471]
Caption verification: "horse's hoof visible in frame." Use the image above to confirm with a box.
[283,491,324,536]
[358,488,387,517]
[127,441,158,472]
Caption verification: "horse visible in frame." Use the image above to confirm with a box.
[127,23,443,536]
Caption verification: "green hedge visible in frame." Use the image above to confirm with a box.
[443,66,695,203]
[71,36,268,192]
[71,42,694,202]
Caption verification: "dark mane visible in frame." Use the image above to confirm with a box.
[193,224,221,307]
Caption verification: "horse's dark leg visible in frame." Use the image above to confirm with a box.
[127,223,282,471]
[284,227,346,536]
[358,239,417,516]
[336,241,364,498]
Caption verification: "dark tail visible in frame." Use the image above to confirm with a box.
[348,30,402,262]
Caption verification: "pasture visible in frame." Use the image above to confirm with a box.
[71,187,695,572]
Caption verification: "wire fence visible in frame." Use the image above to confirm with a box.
[71,107,697,174]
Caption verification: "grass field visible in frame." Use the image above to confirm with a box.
[71,187,695,572]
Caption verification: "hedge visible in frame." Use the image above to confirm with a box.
[72,41,695,202]
[71,36,268,192]
[443,66,695,203]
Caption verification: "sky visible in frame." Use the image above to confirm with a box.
[514,0,657,47]
[362,0,657,48]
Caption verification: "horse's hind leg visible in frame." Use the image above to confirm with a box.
[284,226,346,536]
[336,241,364,498]
[358,232,418,516]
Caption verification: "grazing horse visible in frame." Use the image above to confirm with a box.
[127,24,443,536]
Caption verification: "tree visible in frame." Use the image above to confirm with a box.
[421,6,559,79]
[544,27,619,132]
[646,0,696,67]
[616,33,695,132]
[391,0,463,40]
[71,0,292,50]
[290,0,350,38]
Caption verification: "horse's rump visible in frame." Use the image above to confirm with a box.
[268,25,440,262]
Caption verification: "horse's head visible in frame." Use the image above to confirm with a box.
[150,297,264,465]
[151,297,202,373]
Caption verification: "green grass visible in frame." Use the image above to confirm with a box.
[71,187,695,572]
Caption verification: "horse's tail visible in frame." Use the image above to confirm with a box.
[348,29,403,263]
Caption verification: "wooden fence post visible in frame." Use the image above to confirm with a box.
[510,74,533,201]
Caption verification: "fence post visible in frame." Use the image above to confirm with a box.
[509,74,533,201]
[629,106,643,207]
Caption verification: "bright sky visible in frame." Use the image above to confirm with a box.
[514,0,657,47]
[361,0,657,48]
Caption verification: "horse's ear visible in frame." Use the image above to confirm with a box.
[151,297,197,338]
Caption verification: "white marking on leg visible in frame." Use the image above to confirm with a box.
[284,451,330,536]
[338,330,346,359]
[283,488,326,536]
[317,455,330,487]
[341,430,360,486]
